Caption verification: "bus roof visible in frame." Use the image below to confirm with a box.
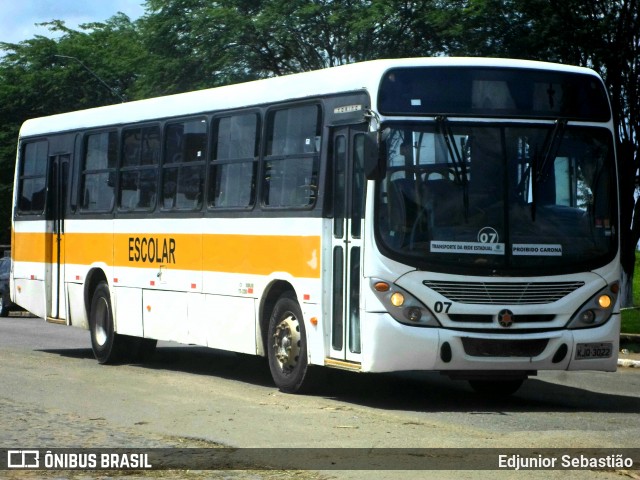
[19,57,599,138]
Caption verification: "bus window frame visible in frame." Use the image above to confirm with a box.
[161,116,208,213]
[261,102,323,211]
[208,110,261,211]
[79,129,118,215]
[16,139,49,217]
[117,123,161,213]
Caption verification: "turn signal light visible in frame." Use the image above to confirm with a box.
[374,282,390,292]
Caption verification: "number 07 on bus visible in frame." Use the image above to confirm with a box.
[10,57,620,396]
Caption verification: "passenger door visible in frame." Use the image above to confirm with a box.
[328,126,367,363]
[46,154,69,322]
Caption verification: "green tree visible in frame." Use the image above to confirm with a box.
[0,14,146,244]
[138,0,445,90]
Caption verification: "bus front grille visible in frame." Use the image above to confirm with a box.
[423,280,585,305]
[448,314,555,323]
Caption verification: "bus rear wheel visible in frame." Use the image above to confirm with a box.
[89,282,124,364]
[267,293,310,393]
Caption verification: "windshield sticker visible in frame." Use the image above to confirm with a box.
[477,226,499,244]
[431,241,505,255]
[512,244,563,256]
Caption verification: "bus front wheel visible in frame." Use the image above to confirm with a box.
[89,282,123,364]
[267,293,310,393]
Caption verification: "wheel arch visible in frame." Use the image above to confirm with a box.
[258,279,297,356]
[84,267,109,320]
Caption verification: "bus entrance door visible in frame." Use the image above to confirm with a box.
[45,154,69,324]
[328,127,366,365]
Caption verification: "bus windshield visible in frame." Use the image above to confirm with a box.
[375,122,617,275]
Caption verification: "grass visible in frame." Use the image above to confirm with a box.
[621,309,640,335]
[620,251,640,334]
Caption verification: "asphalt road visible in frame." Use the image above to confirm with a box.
[1,314,639,480]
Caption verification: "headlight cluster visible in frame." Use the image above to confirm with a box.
[370,279,441,327]
[567,282,619,329]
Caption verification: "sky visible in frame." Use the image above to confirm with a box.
[0,1,146,44]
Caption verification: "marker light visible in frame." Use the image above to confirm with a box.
[374,282,390,292]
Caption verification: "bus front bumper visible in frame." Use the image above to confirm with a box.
[360,312,620,374]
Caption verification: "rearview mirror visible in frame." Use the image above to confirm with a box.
[363,131,387,180]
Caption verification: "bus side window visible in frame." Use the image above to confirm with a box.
[17,140,48,215]
[80,132,117,212]
[162,119,207,211]
[263,105,321,208]
[119,126,160,212]
[208,113,259,209]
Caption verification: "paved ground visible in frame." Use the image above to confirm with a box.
[1,314,639,480]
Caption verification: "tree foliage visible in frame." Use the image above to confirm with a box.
[0,0,638,301]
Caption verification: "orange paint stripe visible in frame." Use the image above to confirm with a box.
[202,234,320,277]
[13,231,321,278]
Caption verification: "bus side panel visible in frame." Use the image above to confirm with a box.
[12,277,46,319]
[186,291,207,346]
[12,224,48,319]
[114,286,143,337]
[67,282,88,329]
[142,290,188,343]
[204,294,256,355]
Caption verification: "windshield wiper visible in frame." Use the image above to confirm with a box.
[436,115,469,221]
[531,118,567,221]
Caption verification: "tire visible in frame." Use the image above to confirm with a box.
[267,293,310,393]
[468,379,524,397]
[89,282,124,364]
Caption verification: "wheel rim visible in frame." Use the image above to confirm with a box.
[94,297,109,347]
[272,314,301,372]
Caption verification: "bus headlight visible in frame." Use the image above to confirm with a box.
[370,279,440,327]
[390,292,405,307]
[567,282,618,329]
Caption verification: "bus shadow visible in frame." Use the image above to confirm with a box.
[41,345,640,415]
[318,368,640,415]
[39,344,276,388]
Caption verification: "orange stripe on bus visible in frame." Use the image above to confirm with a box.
[13,231,321,278]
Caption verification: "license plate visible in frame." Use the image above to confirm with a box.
[575,342,613,360]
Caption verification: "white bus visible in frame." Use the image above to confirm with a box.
[11,57,620,395]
